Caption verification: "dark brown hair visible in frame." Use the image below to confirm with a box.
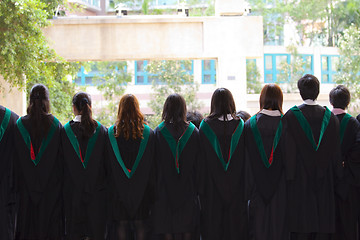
[27,84,51,139]
[208,88,237,120]
[115,94,145,140]
[162,93,187,128]
[259,83,283,114]
[297,74,320,101]
[329,85,351,110]
[72,92,97,138]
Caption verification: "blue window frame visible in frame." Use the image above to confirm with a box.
[202,60,216,84]
[74,66,98,86]
[321,55,339,83]
[264,54,314,83]
[300,54,314,74]
[264,54,290,83]
[74,63,126,86]
[135,60,194,85]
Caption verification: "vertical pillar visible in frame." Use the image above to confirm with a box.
[216,55,247,110]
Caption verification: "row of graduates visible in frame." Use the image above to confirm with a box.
[1,73,360,240]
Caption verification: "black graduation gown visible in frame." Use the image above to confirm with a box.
[152,122,200,234]
[199,118,248,240]
[13,114,63,240]
[244,113,287,240]
[0,106,18,240]
[106,127,156,222]
[282,104,343,234]
[332,113,360,240]
[61,121,108,240]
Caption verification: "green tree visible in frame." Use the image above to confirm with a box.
[92,61,132,127]
[0,0,78,123]
[246,59,262,94]
[276,45,309,93]
[334,25,360,113]
[146,60,202,129]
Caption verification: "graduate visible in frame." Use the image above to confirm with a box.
[152,93,200,240]
[107,94,155,240]
[329,85,360,240]
[199,88,248,240]
[62,92,108,240]
[244,84,287,240]
[0,105,18,240]
[13,84,63,240]
[282,74,343,240]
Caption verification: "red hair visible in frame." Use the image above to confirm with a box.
[115,94,145,140]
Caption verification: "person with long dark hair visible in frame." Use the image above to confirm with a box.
[0,105,18,240]
[244,84,287,240]
[199,88,248,240]
[62,92,108,240]
[13,84,63,240]
[107,94,155,240]
[152,93,200,240]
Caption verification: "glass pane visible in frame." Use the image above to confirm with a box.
[137,76,144,84]
[74,78,82,85]
[303,56,312,71]
[322,57,328,71]
[204,74,212,83]
[85,77,93,85]
[266,74,273,82]
[204,60,211,71]
[331,57,339,71]
[276,55,287,69]
[137,61,144,72]
[322,74,329,83]
[148,76,159,84]
[265,56,272,70]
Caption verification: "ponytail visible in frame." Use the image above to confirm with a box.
[27,84,51,139]
[72,92,97,138]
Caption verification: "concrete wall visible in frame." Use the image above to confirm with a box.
[0,76,26,115]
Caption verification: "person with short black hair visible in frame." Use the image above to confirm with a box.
[0,105,18,240]
[152,93,200,240]
[14,84,63,240]
[245,84,287,240]
[199,88,248,240]
[236,110,251,122]
[282,74,343,240]
[107,94,155,240]
[186,110,203,129]
[329,85,360,240]
[62,92,108,240]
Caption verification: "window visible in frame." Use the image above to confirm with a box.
[264,54,314,83]
[135,60,194,85]
[74,66,98,86]
[321,55,339,83]
[202,60,216,84]
[264,54,290,83]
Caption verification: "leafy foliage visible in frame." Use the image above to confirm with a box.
[246,59,262,94]
[0,0,78,123]
[146,60,202,129]
[334,25,360,113]
[276,45,309,93]
[91,61,132,127]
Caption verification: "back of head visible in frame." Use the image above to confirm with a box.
[162,93,187,127]
[236,110,251,122]
[115,94,145,140]
[259,83,283,114]
[208,88,236,120]
[186,110,203,128]
[329,85,350,110]
[27,84,51,139]
[72,92,96,138]
[297,74,320,101]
